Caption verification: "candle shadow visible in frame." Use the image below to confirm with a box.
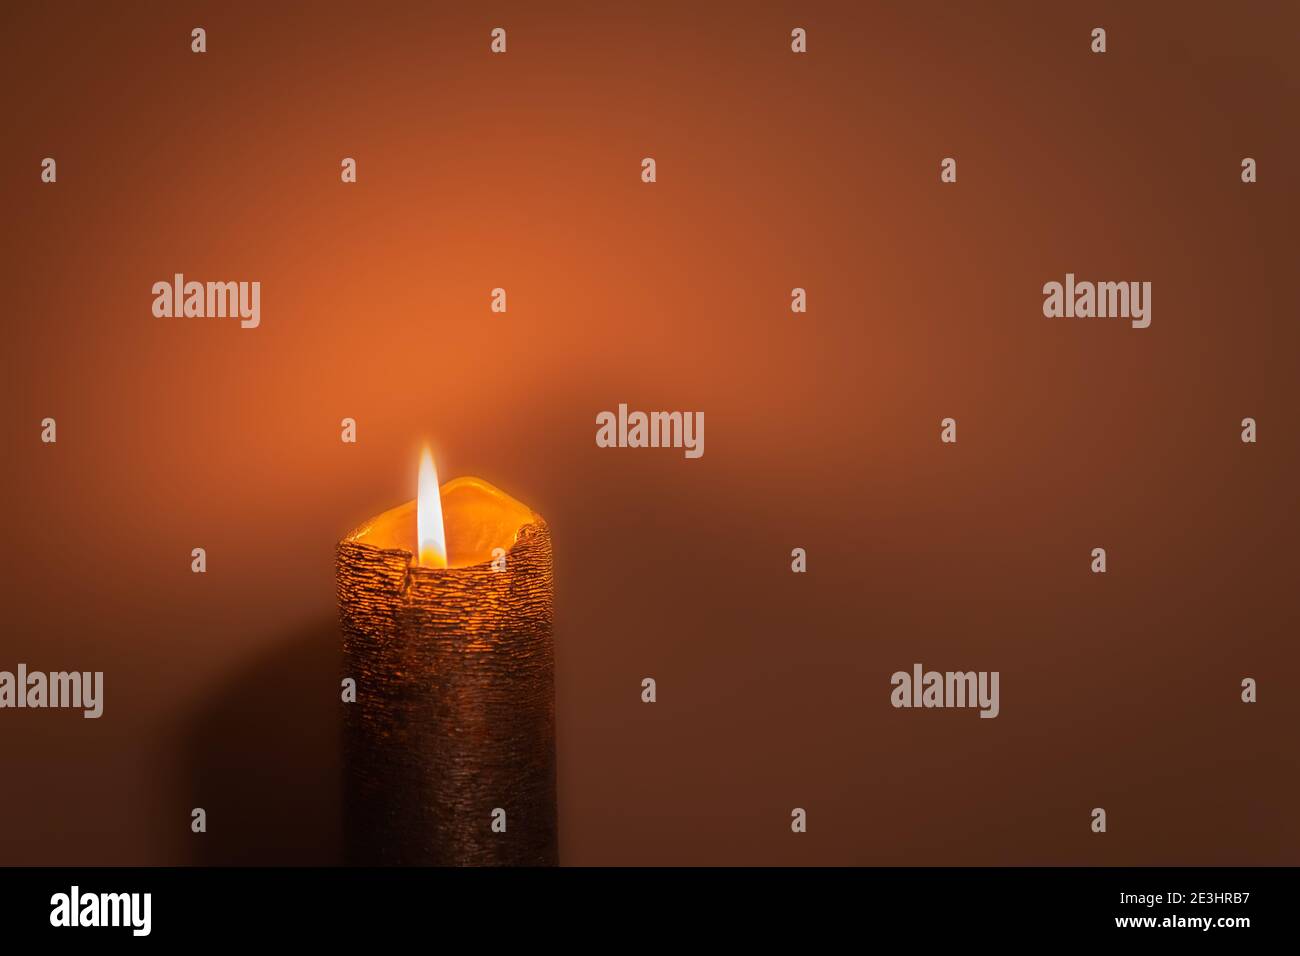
[181,616,343,865]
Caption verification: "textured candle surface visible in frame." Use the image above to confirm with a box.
[337,478,557,865]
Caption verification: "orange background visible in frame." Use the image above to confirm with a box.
[2,0,1298,865]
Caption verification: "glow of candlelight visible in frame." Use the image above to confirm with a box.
[417,446,447,568]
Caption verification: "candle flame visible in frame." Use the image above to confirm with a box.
[417,446,447,568]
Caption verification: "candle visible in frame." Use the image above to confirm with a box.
[336,449,557,865]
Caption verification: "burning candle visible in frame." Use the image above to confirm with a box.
[336,448,557,865]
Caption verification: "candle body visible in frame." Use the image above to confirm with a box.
[337,483,557,865]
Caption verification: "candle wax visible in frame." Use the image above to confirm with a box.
[346,476,537,568]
